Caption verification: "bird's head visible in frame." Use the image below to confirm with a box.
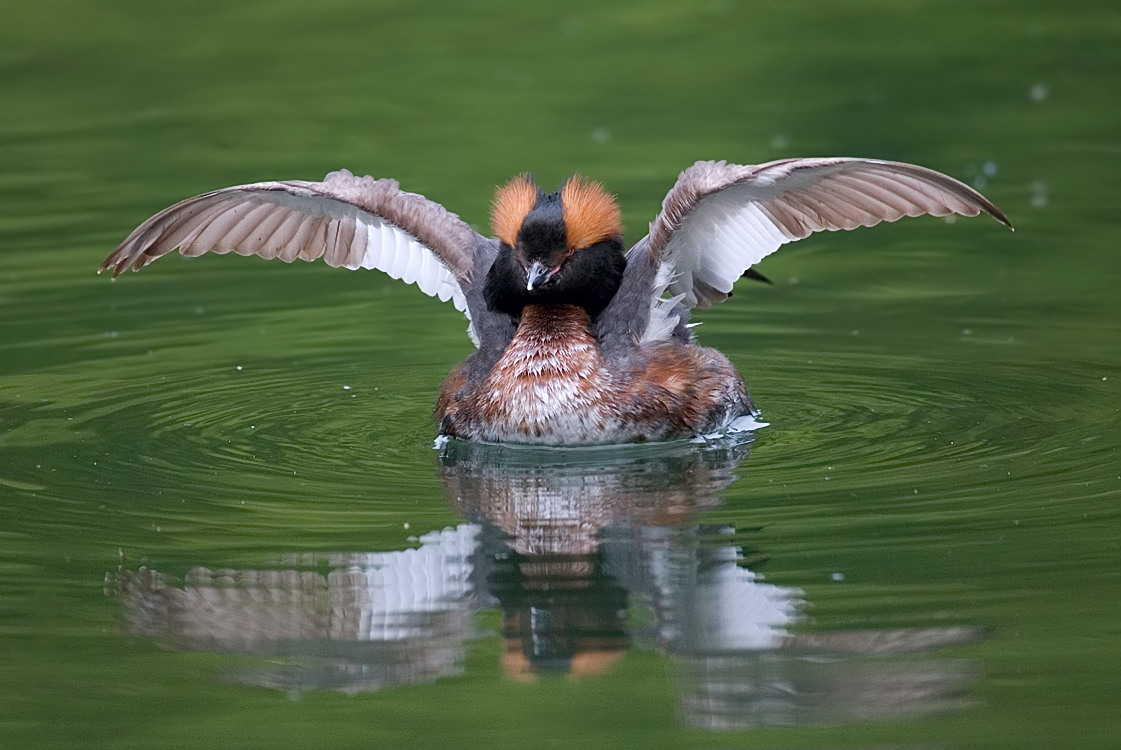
[490,174,624,293]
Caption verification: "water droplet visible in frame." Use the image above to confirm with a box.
[1030,180,1049,207]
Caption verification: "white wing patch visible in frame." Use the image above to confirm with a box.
[662,188,794,309]
[348,214,468,312]
[347,213,475,342]
[641,263,687,343]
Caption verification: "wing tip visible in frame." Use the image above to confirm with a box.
[98,254,119,277]
[979,199,1014,232]
[742,267,773,285]
[99,245,135,278]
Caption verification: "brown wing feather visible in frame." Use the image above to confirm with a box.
[643,158,1011,308]
[100,170,479,286]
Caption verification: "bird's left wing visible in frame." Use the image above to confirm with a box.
[101,169,488,324]
[643,158,1013,310]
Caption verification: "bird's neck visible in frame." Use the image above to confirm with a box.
[512,304,596,345]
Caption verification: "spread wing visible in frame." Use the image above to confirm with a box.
[643,158,1013,309]
[101,169,491,327]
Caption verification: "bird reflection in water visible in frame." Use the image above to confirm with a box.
[113,436,981,728]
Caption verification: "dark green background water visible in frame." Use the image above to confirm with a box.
[2,1,1119,747]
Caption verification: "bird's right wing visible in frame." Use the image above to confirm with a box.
[101,169,498,341]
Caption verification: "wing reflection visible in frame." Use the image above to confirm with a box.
[113,436,981,726]
[117,529,480,692]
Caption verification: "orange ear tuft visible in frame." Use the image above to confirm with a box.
[561,176,622,250]
[491,175,539,247]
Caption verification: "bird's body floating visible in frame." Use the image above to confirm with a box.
[102,158,1011,445]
